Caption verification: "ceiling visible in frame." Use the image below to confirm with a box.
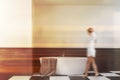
[33,0,120,5]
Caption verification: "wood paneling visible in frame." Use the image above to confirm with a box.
[32,48,63,73]
[33,48,120,73]
[0,48,32,75]
[0,48,120,74]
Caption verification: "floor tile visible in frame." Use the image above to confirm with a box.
[100,73,120,77]
[110,71,120,73]
[88,76,110,80]
[69,76,89,80]
[30,76,49,80]
[9,76,31,80]
[107,77,120,80]
[50,76,69,80]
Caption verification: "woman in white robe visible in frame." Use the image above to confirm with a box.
[84,27,99,77]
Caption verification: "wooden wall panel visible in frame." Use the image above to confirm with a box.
[32,48,63,73]
[0,48,119,74]
[32,48,120,73]
[0,48,32,75]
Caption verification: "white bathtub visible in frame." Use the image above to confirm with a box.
[39,57,87,75]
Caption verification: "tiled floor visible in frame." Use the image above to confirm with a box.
[9,76,31,80]
[8,71,120,80]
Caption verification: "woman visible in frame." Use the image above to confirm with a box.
[84,27,99,77]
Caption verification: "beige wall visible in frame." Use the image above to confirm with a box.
[33,4,120,48]
[1,0,120,48]
[0,0,32,47]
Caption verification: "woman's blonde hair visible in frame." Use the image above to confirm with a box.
[87,27,94,33]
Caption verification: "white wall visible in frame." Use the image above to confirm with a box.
[33,5,120,48]
[113,11,120,48]
[1,0,120,48]
[0,0,32,47]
